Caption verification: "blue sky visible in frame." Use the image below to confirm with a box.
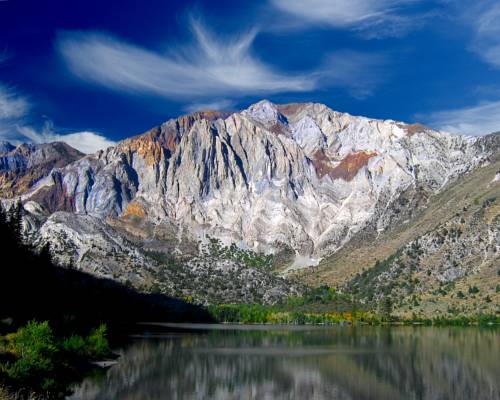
[1,0,500,152]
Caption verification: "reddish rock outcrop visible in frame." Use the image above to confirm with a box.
[397,123,428,137]
[312,150,377,181]
[119,111,233,166]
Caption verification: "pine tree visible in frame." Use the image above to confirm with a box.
[382,295,393,318]
[7,200,24,244]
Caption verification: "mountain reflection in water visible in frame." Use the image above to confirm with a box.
[69,325,500,400]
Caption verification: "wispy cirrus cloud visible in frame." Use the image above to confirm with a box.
[417,1,500,137]
[0,84,30,120]
[0,52,29,122]
[465,1,500,68]
[0,84,30,136]
[57,21,315,100]
[183,99,237,113]
[268,0,427,37]
[57,20,386,106]
[422,100,500,136]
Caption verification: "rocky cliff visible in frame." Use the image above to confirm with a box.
[2,101,498,308]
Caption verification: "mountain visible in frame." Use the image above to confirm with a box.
[297,141,499,317]
[0,141,84,199]
[1,101,498,312]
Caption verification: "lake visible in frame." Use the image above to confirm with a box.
[68,324,500,400]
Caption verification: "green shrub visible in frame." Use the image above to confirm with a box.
[290,312,306,324]
[61,335,87,356]
[1,321,112,396]
[4,321,58,381]
[85,324,111,359]
[60,324,110,359]
[468,286,480,294]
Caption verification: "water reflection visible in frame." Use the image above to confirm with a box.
[69,325,500,400]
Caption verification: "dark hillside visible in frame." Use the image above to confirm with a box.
[0,202,212,336]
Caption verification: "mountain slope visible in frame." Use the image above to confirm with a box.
[347,151,500,317]
[292,136,499,316]
[292,133,499,285]
[19,101,492,258]
[2,102,498,310]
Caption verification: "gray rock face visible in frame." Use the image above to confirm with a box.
[19,101,496,265]
[4,101,498,304]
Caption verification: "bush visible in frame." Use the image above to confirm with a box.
[3,321,58,381]
[84,325,111,359]
[468,286,480,294]
[60,324,110,360]
[61,335,87,356]
[1,321,111,396]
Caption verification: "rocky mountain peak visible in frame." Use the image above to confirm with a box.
[1,100,498,308]
[245,99,282,124]
[4,101,498,270]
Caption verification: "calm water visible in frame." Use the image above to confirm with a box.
[69,324,500,400]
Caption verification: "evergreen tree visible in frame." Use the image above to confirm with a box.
[382,296,393,318]
[7,201,24,244]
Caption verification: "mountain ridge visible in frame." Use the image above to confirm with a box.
[1,101,498,311]
[0,141,84,199]
[16,101,492,254]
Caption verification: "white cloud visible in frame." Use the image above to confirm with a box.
[0,59,28,138]
[473,3,500,68]
[17,123,116,154]
[57,21,316,100]
[423,100,500,136]
[0,57,29,124]
[455,0,500,68]
[0,86,29,120]
[269,0,423,37]
[0,89,114,154]
[1,112,115,154]
[57,20,386,103]
[420,1,500,137]
[0,84,30,138]
[0,58,115,153]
